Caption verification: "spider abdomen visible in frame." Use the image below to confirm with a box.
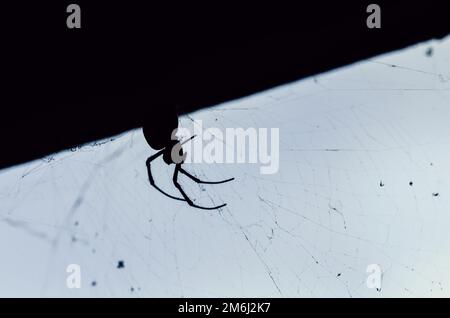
[142,107,179,150]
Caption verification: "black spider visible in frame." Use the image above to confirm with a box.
[143,109,234,210]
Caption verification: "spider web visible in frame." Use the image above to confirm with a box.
[1,35,450,297]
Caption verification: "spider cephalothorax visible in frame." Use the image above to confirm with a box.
[143,110,234,210]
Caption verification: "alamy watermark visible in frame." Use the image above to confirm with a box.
[366,4,381,29]
[366,264,382,291]
[173,120,280,175]
[66,4,81,29]
[66,263,81,289]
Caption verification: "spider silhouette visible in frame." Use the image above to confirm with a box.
[143,109,234,210]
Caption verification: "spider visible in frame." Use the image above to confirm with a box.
[143,109,234,210]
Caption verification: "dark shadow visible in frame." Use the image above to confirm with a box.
[0,2,449,169]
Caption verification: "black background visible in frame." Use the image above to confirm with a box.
[1,1,449,169]
[0,297,446,315]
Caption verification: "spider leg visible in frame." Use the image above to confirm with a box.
[173,164,227,210]
[146,151,185,202]
[178,166,235,184]
[180,134,197,146]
